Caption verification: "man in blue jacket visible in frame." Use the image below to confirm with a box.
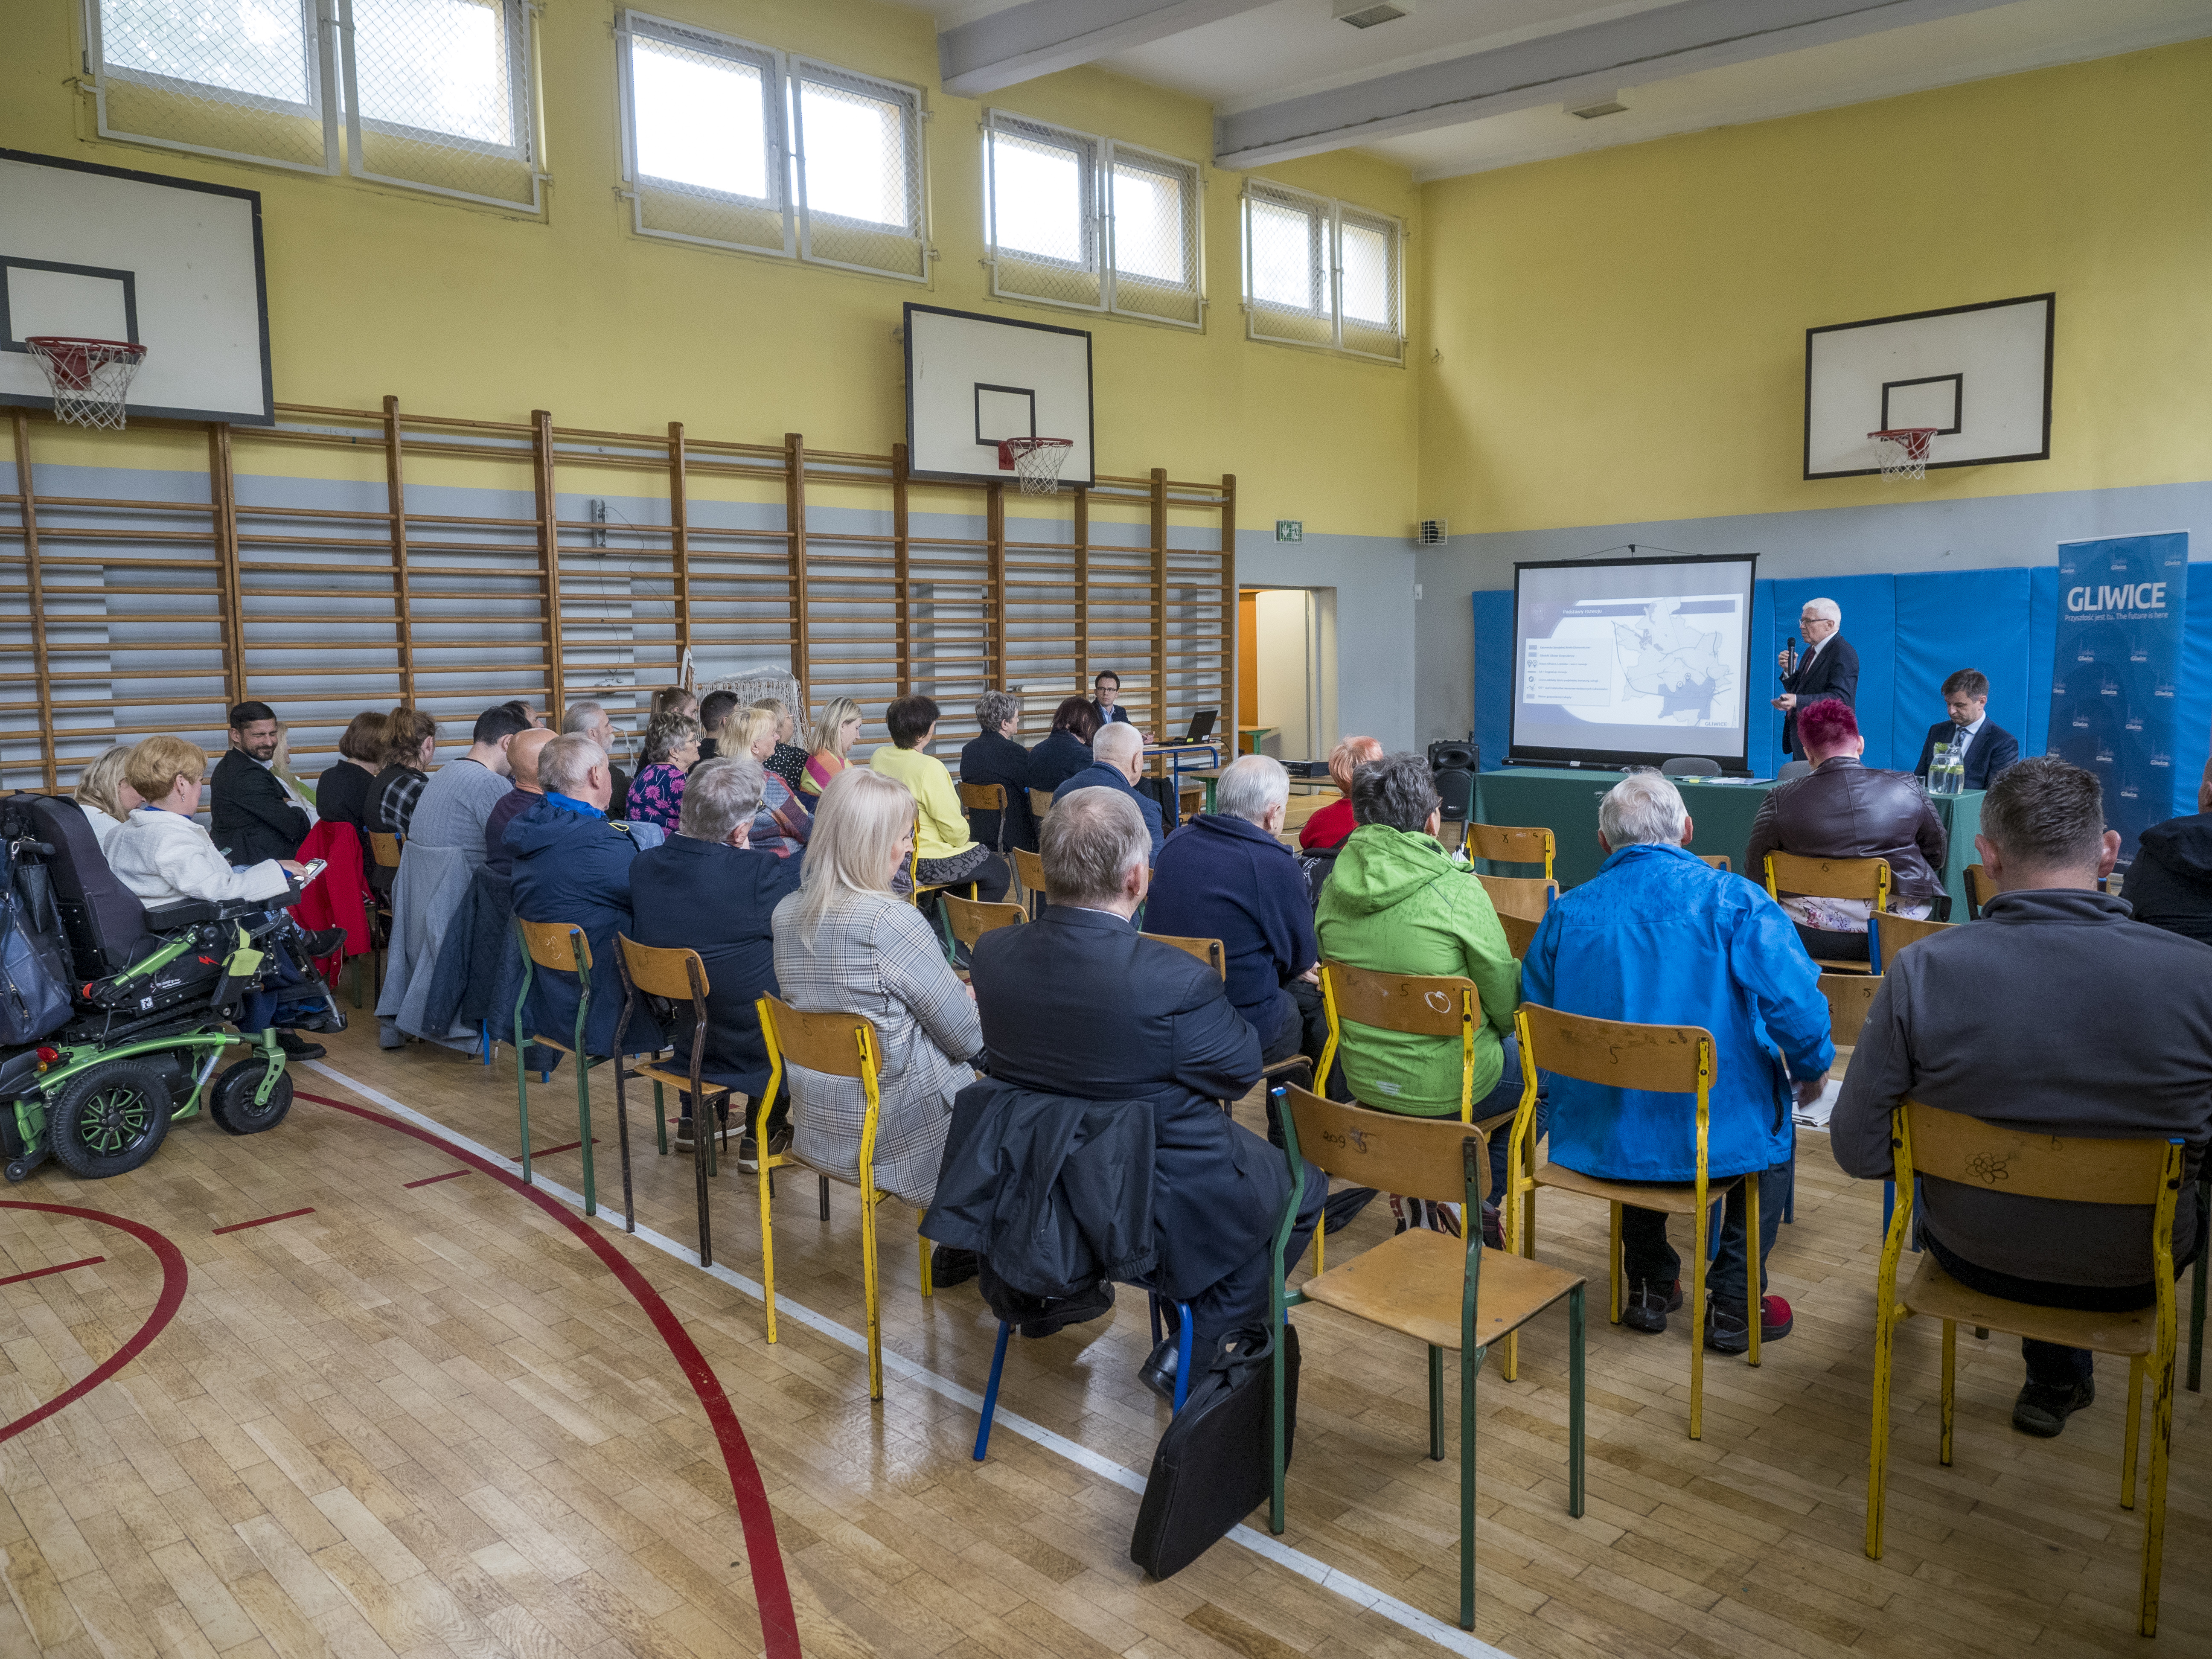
[1521,771,1832,1353]
[1144,754,1319,1065]
[1052,722,1164,861]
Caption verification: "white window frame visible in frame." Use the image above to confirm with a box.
[789,55,930,283]
[983,109,1204,329]
[81,0,541,207]
[1241,180,1403,362]
[614,11,793,258]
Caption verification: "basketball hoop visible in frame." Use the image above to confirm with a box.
[1868,427,1938,483]
[25,337,148,430]
[998,437,1074,496]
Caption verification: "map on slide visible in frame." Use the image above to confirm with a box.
[1520,595,1742,728]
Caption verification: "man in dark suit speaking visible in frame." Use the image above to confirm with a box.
[1913,669,2020,790]
[1772,596,1859,760]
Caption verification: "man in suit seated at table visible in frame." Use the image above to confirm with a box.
[2127,758,2212,948]
[1912,669,2020,789]
[963,788,1324,1373]
[1523,771,1833,1352]
[1053,722,1165,861]
[1831,757,2212,1437]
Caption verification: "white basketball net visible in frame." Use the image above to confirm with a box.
[25,338,146,430]
[1870,427,1936,483]
[1004,437,1074,495]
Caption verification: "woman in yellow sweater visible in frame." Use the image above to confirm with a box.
[868,695,1012,902]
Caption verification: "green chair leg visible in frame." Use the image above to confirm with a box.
[653,1080,668,1156]
[1460,1339,1480,1631]
[572,1009,595,1219]
[513,928,536,1187]
[1568,1283,1586,1518]
[1428,1345,1445,1461]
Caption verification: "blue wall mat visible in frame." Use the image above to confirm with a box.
[1471,589,1514,768]
[1768,574,1897,770]
[2174,565,2212,823]
[1748,579,1778,772]
[2025,564,2061,760]
[1891,568,2033,772]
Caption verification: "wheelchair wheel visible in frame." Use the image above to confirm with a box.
[49,1062,173,1179]
[209,1058,294,1136]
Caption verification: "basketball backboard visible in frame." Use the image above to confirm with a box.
[0,149,273,425]
[904,303,1093,488]
[1804,293,2051,479]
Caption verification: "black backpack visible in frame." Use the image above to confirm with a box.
[1129,1321,1300,1580]
[0,822,74,1046]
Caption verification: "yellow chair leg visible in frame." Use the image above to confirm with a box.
[1866,1301,1896,1560]
[2141,1348,2174,1636]
[1608,1201,1622,1325]
[1689,1193,1708,1441]
[757,1093,778,1345]
[1939,1320,1955,1467]
[861,1187,884,1401]
[1314,1210,1325,1275]
[919,1233,933,1298]
[1745,1177,1761,1368]
[2122,1353,2143,1510]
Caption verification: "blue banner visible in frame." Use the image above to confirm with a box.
[2047,532,2190,862]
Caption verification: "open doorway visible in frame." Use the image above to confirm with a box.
[1237,586,1337,766]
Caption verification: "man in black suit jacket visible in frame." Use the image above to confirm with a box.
[968,789,1324,1355]
[211,700,310,866]
[1772,597,1860,760]
[1912,669,2020,790]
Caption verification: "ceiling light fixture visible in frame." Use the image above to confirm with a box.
[1333,0,1414,28]
[1569,96,1629,119]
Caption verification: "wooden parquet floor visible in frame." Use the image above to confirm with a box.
[1,1018,2206,1658]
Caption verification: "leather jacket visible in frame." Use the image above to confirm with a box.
[1745,756,1947,907]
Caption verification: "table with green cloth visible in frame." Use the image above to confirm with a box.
[1472,767,1984,918]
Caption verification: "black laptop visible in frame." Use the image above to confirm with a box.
[1181,708,1218,744]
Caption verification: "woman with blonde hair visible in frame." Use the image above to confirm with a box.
[801,697,863,800]
[74,743,142,855]
[728,705,812,856]
[1299,734,1384,852]
[751,696,809,795]
[771,767,982,1220]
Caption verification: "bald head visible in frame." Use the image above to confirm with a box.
[1094,722,1144,780]
[509,726,555,792]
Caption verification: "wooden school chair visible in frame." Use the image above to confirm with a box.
[1027,786,1056,824]
[1818,972,1902,1242]
[1699,853,1733,872]
[1498,911,1540,961]
[1866,1101,2185,1636]
[364,831,402,1004]
[943,891,1025,963]
[1503,1004,1758,1436]
[1268,1086,1586,1632]
[1869,909,1950,972]
[1466,822,1556,883]
[1762,850,1891,973]
[1010,846,1047,917]
[512,918,606,1218]
[908,841,979,957]
[1150,931,1314,1098]
[1476,871,1556,923]
[957,781,1007,850]
[1963,862,1995,919]
[754,995,933,1400]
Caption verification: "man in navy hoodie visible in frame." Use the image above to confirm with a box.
[2126,758,2212,948]
[1052,723,1164,861]
[1144,754,1320,1065]
[504,734,661,1060]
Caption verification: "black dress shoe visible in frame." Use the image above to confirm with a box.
[300,926,349,958]
[1013,1278,1114,1339]
[2013,1376,2094,1437]
[930,1246,980,1288]
[275,1030,326,1061]
[1138,1335,1182,1403]
[1621,1278,1682,1334]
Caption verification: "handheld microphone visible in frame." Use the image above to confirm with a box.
[1781,633,1798,678]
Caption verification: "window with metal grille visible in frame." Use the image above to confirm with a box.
[1242,180,1402,361]
[84,0,541,207]
[984,112,1202,329]
[613,18,926,281]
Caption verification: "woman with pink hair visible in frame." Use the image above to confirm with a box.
[1298,735,1384,851]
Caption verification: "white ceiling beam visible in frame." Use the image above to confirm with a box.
[1213,0,2023,168]
[940,0,1275,97]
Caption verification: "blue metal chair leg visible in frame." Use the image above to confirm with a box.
[480,1020,491,1066]
[974,1321,1012,1461]
[1173,1301,1193,1413]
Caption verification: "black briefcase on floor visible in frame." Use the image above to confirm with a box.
[1129,1321,1300,1580]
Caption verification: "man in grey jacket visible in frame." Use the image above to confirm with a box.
[1831,757,2212,1438]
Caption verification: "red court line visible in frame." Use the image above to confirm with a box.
[402,1169,472,1189]
[524,1138,598,1158]
[0,1256,105,1287]
[296,1090,801,1659]
[0,1205,186,1446]
[211,1207,315,1235]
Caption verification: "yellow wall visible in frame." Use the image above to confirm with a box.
[1,0,1420,538]
[1417,39,2212,536]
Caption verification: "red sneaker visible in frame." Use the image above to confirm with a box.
[1705,1294,1792,1353]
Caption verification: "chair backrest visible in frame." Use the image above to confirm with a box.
[517,917,592,973]
[18,793,155,978]
[1870,910,1949,971]
[1498,911,1540,961]
[1011,845,1046,909]
[1776,759,1813,781]
[1148,932,1225,978]
[614,933,708,1004]
[1028,787,1056,821]
[757,994,880,1081]
[1818,972,1881,1050]
[370,831,403,869]
[1467,822,1555,881]
[1963,862,1995,919]
[1281,1085,1489,1205]
[958,782,1005,813]
[1322,960,1477,1038]
[1764,850,1891,909]
[1476,872,1555,923]
[945,892,1025,950]
[1900,1099,2179,1208]
[1699,853,1732,872]
[1516,1002,1712,1095]
[1661,756,1721,777]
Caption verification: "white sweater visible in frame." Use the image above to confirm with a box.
[108,809,291,906]
[78,802,126,856]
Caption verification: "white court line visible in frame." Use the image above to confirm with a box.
[307,1058,1516,1659]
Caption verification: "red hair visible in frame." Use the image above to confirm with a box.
[1796,699,1860,751]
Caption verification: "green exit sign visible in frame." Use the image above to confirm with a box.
[1275,520,1303,542]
